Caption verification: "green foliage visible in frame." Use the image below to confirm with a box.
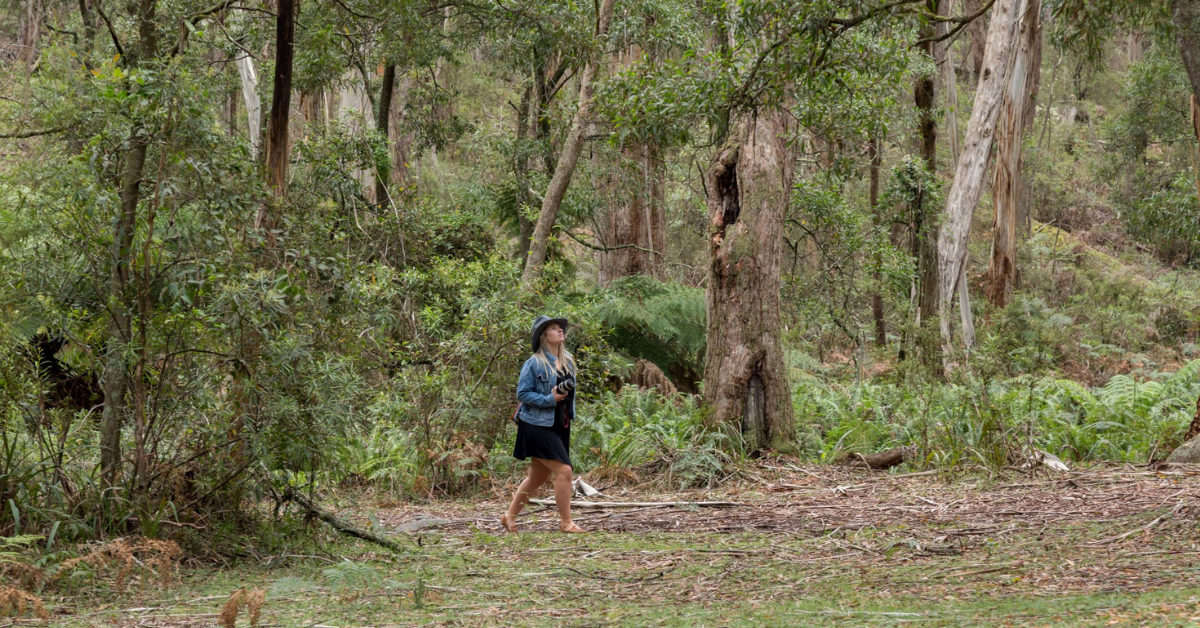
[593,276,706,390]
[573,387,738,489]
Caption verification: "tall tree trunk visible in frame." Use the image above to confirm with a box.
[521,0,617,285]
[100,0,158,490]
[260,0,296,214]
[938,18,962,166]
[647,143,667,278]
[937,0,1024,371]
[78,0,97,56]
[1174,0,1200,204]
[17,0,42,69]
[513,82,535,263]
[869,135,886,346]
[966,0,990,82]
[603,145,666,279]
[704,109,795,450]
[236,55,262,159]
[375,63,397,205]
[913,0,942,372]
[986,0,1041,308]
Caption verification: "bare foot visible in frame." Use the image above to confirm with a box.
[500,513,518,533]
[560,522,586,533]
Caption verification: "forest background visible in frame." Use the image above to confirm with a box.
[5,0,1200,615]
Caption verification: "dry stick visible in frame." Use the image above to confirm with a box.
[528,499,742,509]
[1084,501,1185,546]
[281,488,406,553]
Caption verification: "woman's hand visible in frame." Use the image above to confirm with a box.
[553,388,568,403]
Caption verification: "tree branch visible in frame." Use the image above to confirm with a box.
[556,225,665,258]
[0,126,65,139]
[92,0,126,62]
[913,0,998,46]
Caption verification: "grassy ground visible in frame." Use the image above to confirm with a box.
[22,463,1200,627]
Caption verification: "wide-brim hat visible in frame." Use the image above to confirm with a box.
[530,315,569,353]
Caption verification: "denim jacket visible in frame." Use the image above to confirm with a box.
[516,354,575,427]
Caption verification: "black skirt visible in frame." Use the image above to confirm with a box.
[513,415,571,467]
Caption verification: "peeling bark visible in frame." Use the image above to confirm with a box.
[704,109,794,450]
[235,55,262,157]
[986,0,1040,308]
[937,0,1024,370]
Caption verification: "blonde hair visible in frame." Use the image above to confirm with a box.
[532,327,575,376]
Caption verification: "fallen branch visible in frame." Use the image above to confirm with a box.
[281,488,406,553]
[1083,501,1185,546]
[529,499,742,509]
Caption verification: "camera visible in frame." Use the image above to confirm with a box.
[555,377,576,395]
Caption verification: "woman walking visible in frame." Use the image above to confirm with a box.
[500,315,585,533]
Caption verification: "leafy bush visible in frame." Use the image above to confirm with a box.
[593,276,706,392]
[573,387,739,489]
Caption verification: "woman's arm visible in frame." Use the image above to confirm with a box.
[516,359,556,408]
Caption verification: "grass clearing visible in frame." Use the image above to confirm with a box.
[23,463,1200,627]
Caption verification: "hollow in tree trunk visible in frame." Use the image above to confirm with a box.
[704,109,795,451]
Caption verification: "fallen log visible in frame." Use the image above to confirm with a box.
[281,488,406,553]
[840,446,909,470]
[529,499,742,509]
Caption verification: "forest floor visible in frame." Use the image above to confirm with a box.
[29,462,1200,627]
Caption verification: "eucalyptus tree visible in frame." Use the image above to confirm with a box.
[602,0,920,448]
[936,0,1024,369]
[521,0,619,286]
[986,0,1042,309]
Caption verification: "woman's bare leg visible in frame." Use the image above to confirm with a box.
[539,459,584,532]
[502,459,551,532]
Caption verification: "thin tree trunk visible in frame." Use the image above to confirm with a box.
[937,0,1024,371]
[235,55,262,158]
[78,0,97,55]
[261,0,296,212]
[514,81,535,264]
[986,0,1040,308]
[100,0,159,491]
[17,0,42,69]
[704,108,795,450]
[966,0,990,82]
[375,63,397,205]
[914,0,942,372]
[521,0,617,285]
[869,135,886,346]
[647,143,667,279]
[1174,0,1200,204]
[937,20,962,166]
